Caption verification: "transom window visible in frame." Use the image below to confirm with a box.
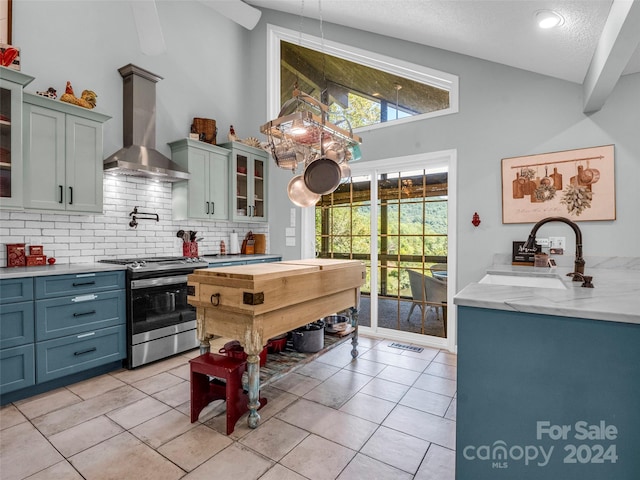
[267,25,459,131]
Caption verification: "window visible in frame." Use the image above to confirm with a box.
[267,25,459,131]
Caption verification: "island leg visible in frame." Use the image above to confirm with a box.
[245,354,261,428]
[349,306,359,358]
[196,310,210,354]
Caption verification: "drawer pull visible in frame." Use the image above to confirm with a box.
[71,294,97,303]
[74,347,97,356]
[73,310,96,317]
[73,281,96,287]
[76,332,96,339]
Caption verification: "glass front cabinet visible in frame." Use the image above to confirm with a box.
[221,142,268,223]
[0,67,34,209]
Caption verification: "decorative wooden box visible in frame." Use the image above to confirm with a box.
[6,243,26,267]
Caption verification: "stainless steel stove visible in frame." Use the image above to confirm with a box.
[99,256,209,368]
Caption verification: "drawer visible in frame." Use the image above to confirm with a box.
[0,301,35,348]
[35,271,125,299]
[36,325,126,383]
[35,290,125,341]
[0,278,34,304]
[0,344,36,395]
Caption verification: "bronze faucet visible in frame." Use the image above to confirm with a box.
[523,216,590,284]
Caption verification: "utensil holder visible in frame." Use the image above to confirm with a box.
[183,242,199,258]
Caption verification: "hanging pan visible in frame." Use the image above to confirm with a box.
[288,175,320,207]
[303,157,342,195]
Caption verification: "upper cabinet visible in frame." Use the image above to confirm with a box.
[169,139,229,221]
[0,67,35,209]
[22,93,110,213]
[220,142,268,223]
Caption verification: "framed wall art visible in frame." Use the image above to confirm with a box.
[502,144,615,224]
[1,0,11,44]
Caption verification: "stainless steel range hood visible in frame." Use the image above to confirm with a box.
[103,64,189,182]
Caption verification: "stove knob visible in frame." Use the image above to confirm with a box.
[132,261,140,268]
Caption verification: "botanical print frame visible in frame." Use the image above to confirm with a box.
[502,145,615,224]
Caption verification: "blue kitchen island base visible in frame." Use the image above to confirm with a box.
[456,306,640,480]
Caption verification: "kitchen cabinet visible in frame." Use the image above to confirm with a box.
[0,270,126,403]
[220,141,268,223]
[22,92,110,213]
[33,271,126,383]
[0,67,34,209]
[169,138,229,221]
[0,277,35,395]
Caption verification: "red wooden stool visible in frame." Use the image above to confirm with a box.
[189,353,267,435]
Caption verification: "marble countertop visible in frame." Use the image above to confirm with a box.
[454,258,640,325]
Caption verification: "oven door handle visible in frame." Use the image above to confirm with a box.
[131,275,190,289]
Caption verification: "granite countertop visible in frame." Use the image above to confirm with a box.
[0,263,127,280]
[454,257,640,325]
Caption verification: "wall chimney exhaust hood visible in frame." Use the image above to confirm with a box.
[103,64,189,182]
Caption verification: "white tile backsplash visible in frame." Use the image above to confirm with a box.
[1,175,268,266]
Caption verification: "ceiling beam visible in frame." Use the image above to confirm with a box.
[583,0,640,113]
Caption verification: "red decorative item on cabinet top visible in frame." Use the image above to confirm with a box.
[472,212,481,227]
[6,244,26,267]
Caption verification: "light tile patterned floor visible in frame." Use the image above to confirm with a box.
[0,336,456,480]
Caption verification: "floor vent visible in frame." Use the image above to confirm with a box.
[388,343,423,353]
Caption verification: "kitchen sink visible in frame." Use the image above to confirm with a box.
[478,273,568,289]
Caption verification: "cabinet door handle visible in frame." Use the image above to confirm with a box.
[69,186,73,205]
[73,310,96,317]
[206,201,209,214]
[74,347,97,356]
[59,185,64,203]
[72,281,96,287]
[211,201,214,214]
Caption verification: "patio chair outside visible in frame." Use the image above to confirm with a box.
[406,269,447,335]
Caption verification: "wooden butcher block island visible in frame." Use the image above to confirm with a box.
[187,258,365,428]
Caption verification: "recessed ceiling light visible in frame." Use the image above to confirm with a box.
[536,10,565,29]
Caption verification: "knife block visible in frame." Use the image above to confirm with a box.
[183,242,199,258]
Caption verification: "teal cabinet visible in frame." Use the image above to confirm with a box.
[220,142,268,223]
[35,289,125,341]
[35,271,124,298]
[0,276,36,395]
[0,67,34,209]
[22,92,110,213]
[0,269,126,403]
[170,139,229,221]
[36,325,125,383]
[456,306,640,480]
[0,344,35,395]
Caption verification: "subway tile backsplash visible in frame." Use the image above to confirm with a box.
[0,176,268,266]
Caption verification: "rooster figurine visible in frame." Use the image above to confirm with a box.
[60,81,97,109]
[228,125,239,143]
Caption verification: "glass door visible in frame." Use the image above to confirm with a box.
[315,159,450,343]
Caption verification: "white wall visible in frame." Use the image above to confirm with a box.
[247,9,640,290]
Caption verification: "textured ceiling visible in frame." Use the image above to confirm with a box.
[246,0,640,85]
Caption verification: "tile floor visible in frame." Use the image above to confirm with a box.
[0,336,456,480]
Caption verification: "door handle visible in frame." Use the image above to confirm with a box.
[211,201,214,214]
[206,201,209,214]
[73,310,96,317]
[69,186,73,205]
[72,281,96,287]
[59,185,63,203]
